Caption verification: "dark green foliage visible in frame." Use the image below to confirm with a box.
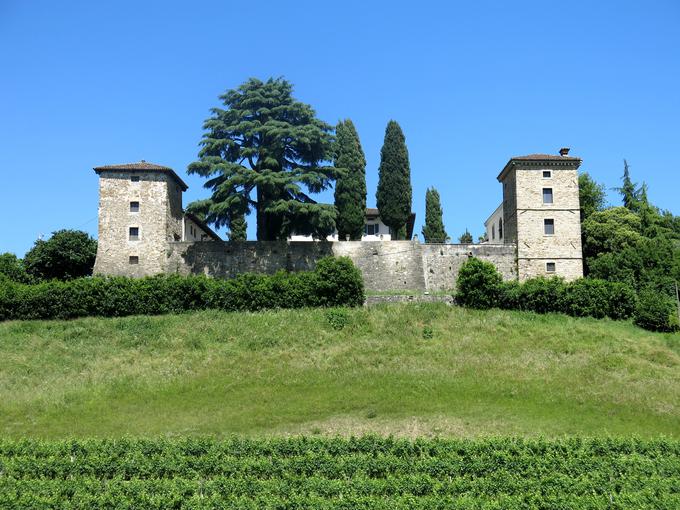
[516,277,566,314]
[563,279,637,320]
[1,438,678,508]
[325,308,350,330]
[582,207,642,260]
[617,159,640,211]
[0,257,364,322]
[459,258,639,324]
[634,290,680,332]
[333,119,367,240]
[0,253,31,283]
[376,120,412,239]
[188,77,336,240]
[578,172,606,221]
[458,230,473,244]
[455,258,502,309]
[228,213,247,241]
[421,187,447,243]
[23,230,97,281]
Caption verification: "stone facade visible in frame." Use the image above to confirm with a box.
[93,150,584,289]
[496,151,584,281]
[165,240,517,292]
[93,161,217,277]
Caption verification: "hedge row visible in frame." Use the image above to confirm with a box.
[0,437,677,509]
[0,256,364,321]
[456,258,680,332]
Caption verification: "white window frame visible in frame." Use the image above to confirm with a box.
[544,219,555,236]
[546,262,556,273]
[542,187,554,205]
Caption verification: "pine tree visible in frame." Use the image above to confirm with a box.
[618,159,639,211]
[421,187,447,243]
[333,120,367,240]
[376,120,412,239]
[187,78,336,240]
[458,229,473,244]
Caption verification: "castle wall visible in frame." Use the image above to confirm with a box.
[163,241,517,292]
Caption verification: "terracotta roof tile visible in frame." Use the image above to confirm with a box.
[510,153,581,161]
[93,160,188,190]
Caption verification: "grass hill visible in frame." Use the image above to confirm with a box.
[1,304,679,439]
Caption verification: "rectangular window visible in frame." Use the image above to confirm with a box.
[129,227,139,240]
[543,170,551,178]
[366,224,377,236]
[543,188,553,204]
[129,256,139,265]
[546,262,556,273]
[131,175,140,182]
[544,219,555,235]
[130,201,139,212]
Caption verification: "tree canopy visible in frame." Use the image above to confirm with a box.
[333,119,366,240]
[187,77,337,241]
[24,230,97,281]
[578,172,606,221]
[376,121,412,239]
[421,187,447,243]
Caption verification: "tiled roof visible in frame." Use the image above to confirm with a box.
[511,153,581,161]
[365,207,380,216]
[93,160,188,190]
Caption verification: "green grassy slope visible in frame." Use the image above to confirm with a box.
[1,304,678,438]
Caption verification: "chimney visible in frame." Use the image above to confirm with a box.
[559,147,570,156]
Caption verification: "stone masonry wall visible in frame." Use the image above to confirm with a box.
[93,171,172,277]
[163,240,517,293]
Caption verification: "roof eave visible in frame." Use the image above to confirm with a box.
[497,157,582,182]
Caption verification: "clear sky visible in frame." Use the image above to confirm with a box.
[1,0,679,256]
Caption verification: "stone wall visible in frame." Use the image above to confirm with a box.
[163,240,517,293]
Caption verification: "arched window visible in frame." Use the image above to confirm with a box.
[498,218,503,239]
[492,225,495,240]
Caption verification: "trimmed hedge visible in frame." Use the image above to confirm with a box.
[456,257,653,329]
[0,256,364,321]
[0,437,678,508]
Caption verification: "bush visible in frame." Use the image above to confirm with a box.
[0,256,365,321]
[563,279,637,320]
[516,277,566,314]
[0,253,32,283]
[634,290,680,332]
[456,258,503,309]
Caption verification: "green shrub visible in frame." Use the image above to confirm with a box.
[456,258,503,309]
[325,308,350,330]
[0,257,365,321]
[516,277,566,314]
[563,279,637,320]
[634,290,680,332]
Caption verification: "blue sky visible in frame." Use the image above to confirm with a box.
[1,0,679,256]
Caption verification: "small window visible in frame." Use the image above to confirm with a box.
[543,188,553,204]
[129,256,139,265]
[492,225,496,240]
[498,218,503,239]
[544,219,555,235]
[129,227,139,240]
[546,262,556,273]
[131,175,140,182]
[543,171,551,178]
[366,224,377,236]
[130,201,139,212]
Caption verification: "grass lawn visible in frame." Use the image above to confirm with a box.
[0,304,678,439]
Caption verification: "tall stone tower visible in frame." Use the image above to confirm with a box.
[92,161,187,276]
[498,149,583,281]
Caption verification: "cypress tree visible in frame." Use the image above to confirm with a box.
[376,120,412,239]
[229,214,247,241]
[333,120,367,240]
[421,187,448,243]
[618,159,639,211]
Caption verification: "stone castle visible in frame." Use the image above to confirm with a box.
[92,150,583,292]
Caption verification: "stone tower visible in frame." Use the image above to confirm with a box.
[92,161,187,276]
[498,149,583,281]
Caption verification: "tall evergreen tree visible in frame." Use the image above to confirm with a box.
[421,187,447,243]
[333,119,366,240]
[376,120,412,239]
[187,78,336,241]
[617,159,639,211]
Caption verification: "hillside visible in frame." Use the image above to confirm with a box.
[1,304,679,438]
